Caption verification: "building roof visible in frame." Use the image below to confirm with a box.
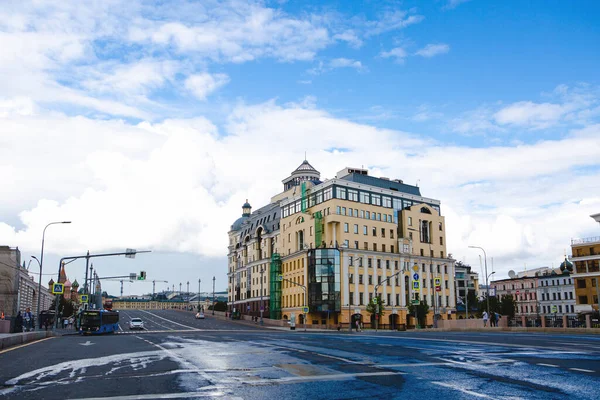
[560,257,574,273]
[294,160,318,173]
[339,173,422,196]
[72,279,79,288]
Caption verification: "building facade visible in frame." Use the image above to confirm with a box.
[0,246,54,320]
[571,214,600,314]
[227,162,456,328]
[536,265,576,317]
[492,275,539,317]
[454,263,479,317]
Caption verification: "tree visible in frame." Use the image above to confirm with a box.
[366,296,386,321]
[209,301,227,312]
[408,300,430,327]
[466,290,478,310]
[49,296,74,317]
[499,295,516,319]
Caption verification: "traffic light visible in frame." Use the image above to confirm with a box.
[138,271,146,280]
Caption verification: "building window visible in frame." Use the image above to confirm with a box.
[348,189,358,202]
[344,239,349,247]
[349,292,354,305]
[349,272,354,283]
[359,274,363,284]
[377,259,381,269]
[390,229,394,239]
[336,206,341,214]
[408,217,412,226]
[342,207,346,216]
[336,187,347,200]
[368,276,373,285]
[366,211,370,219]
[440,237,443,245]
[382,244,386,252]
[396,294,400,306]
[373,243,377,251]
[394,260,398,270]
[354,224,359,234]
[354,240,359,249]
[577,279,587,289]
[381,228,385,237]
[378,276,382,285]
[360,210,365,218]
[348,209,353,217]
[359,257,363,267]
[364,242,368,250]
[579,295,588,304]
[359,293,364,305]
[386,260,390,269]
[371,195,381,206]
[391,245,395,253]
[383,197,392,208]
[377,213,381,221]
[368,258,372,268]
[360,192,370,204]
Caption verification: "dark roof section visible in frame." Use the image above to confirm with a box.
[339,173,422,196]
[294,160,318,173]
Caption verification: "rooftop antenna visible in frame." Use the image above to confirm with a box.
[416,179,420,187]
[304,151,307,161]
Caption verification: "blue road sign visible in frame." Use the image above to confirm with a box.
[413,273,419,280]
[52,283,64,295]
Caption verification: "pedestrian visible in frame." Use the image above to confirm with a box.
[63,317,69,329]
[23,307,33,332]
[1,311,4,320]
[491,312,497,327]
[14,311,23,333]
[482,311,488,327]
[355,319,360,332]
[494,312,501,327]
[337,323,341,331]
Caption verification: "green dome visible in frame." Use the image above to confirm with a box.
[560,257,574,273]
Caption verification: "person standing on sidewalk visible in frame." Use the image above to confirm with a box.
[482,311,489,327]
[23,308,33,332]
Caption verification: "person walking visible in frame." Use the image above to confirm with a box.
[482,311,489,327]
[23,308,33,332]
[355,319,361,332]
[14,311,23,333]
[490,312,497,327]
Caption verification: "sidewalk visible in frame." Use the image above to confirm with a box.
[0,330,55,350]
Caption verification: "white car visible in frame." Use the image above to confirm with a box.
[195,312,205,319]
[129,318,144,330]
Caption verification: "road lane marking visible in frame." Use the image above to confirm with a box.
[0,337,54,354]
[70,390,240,400]
[246,371,403,386]
[432,382,493,398]
[537,363,559,368]
[569,368,594,373]
[137,310,196,330]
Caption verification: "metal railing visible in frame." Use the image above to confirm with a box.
[571,236,600,245]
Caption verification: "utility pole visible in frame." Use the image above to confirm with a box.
[198,278,201,311]
[212,276,216,315]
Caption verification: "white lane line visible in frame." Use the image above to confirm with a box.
[246,371,403,386]
[537,363,559,368]
[70,390,241,400]
[432,381,493,399]
[569,368,595,373]
[137,310,196,330]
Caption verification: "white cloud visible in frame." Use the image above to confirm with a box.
[184,73,230,100]
[493,101,568,128]
[415,43,450,58]
[380,47,408,63]
[329,58,365,71]
[444,0,472,10]
[333,30,363,48]
[364,10,424,36]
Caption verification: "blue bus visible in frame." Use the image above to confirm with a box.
[80,310,120,334]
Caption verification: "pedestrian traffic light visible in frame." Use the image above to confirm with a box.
[138,271,146,280]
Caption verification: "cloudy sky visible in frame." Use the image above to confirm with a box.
[1,0,599,296]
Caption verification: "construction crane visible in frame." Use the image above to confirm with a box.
[153,280,168,300]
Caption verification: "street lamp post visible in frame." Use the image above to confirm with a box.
[198,279,201,311]
[37,221,71,329]
[259,266,264,325]
[469,246,490,316]
[212,276,215,315]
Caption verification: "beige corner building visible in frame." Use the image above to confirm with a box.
[227,161,456,328]
[571,213,600,314]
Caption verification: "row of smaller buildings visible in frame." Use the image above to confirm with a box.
[491,212,600,318]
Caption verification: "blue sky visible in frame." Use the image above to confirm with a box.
[1,0,599,295]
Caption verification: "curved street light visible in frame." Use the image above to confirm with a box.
[37,221,71,329]
[469,246,490,316]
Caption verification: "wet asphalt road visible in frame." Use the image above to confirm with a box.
[0,309,599,399]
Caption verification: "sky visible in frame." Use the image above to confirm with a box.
[1,0,600,297]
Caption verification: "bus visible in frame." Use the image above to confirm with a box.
[79,310,120,334]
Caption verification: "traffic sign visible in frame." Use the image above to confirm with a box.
[80,294,89,303]
[411,300,420,305]
[434,278,441,292]
[412,281,420,292]
[413,273,419,280]
[247,305,250,311]
[551,305,558,313]
[302,307,309,313]
[278,274,283,281]
[52,283,64,295]
[412,264,419,272]
[516,290,520,295]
